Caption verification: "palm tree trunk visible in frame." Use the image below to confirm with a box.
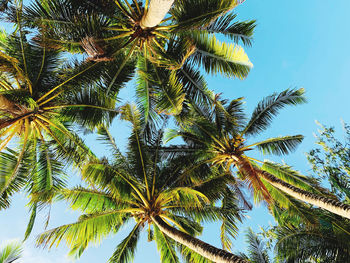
[257,168,350,219]
[152,216,248,263]
[140,0,174,28]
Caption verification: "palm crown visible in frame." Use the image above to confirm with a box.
[37,104,247,263]
[168,88,308,201]
[23,0,254,74]
[167,88,350,219]
[12,0,255,117]
[0,28,136,238]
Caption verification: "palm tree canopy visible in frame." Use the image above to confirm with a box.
[167,88,350,220]
[11,0,255,118]
[37,104,246,262]
[166,88,312,201]
[0,24,135,238]
[22,0,254,73]
[271,208,350,263]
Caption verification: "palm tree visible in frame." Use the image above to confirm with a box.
[37,104,248,263]
[166,88,350,219]
[0,241,23,263]
[0,26,134,237]
[24,0,253,73]
[20,0,254,117]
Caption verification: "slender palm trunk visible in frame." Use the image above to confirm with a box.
[140,0,174,28]
[257,168,350,219]
[152,216,248,263]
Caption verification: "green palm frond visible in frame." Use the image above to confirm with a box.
[168,214,203,236]
[245,228,270,263]
[172,0,238,30]
[0,147,31,210]
[206,13,256,46]
[154,69,186,115]
[81,162,134,198]
[176,62,213,108]
[242,88,306,136]
[192,174,232,201]
[24,203,37,240]
[261,161,320,193]
[220,188,243,251]
[108,223,142,263]
[0,241,23,263]
[59,86,118,129]
[159,187,209,208]
[33,141,67,194]
[249,135,304,156]
[121,104,152,194]
[190,34,252,79]
[154,225,180,263]
[135,55,160,125]
[96,125,124,157]
[37,209,127,251]
[264,184,316,225]
[60,187,123,213]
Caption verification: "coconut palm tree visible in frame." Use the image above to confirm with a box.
[0,241,23,263]
[166,88,350,219]
[19,0,254,118]
[0,25,134,237]
[24,0,253,73]
[37,104,248,263]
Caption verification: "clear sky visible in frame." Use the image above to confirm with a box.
[1,0,350,262]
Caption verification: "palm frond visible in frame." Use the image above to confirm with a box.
[250,135,304,156]
[59,86,118,129]
[154,70,186,115]
[0,148,31,210]
[206,13,255,46]
[190,34,252,79]
[0,241,23,263]
[135,54,160,125]
[108,223,142,263]
[242,88,306,136]
[220,188,243,251]
[81,162,133,199]
[245,228,270,263]
[159,187,209,208]
[60,187,124,214]
[24,203,37,240]
[261,161,320,193]
[154,225,180,263]
[172,0,239,30]
[37,209,127,252]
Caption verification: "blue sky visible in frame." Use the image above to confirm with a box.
[1,0,350,262]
